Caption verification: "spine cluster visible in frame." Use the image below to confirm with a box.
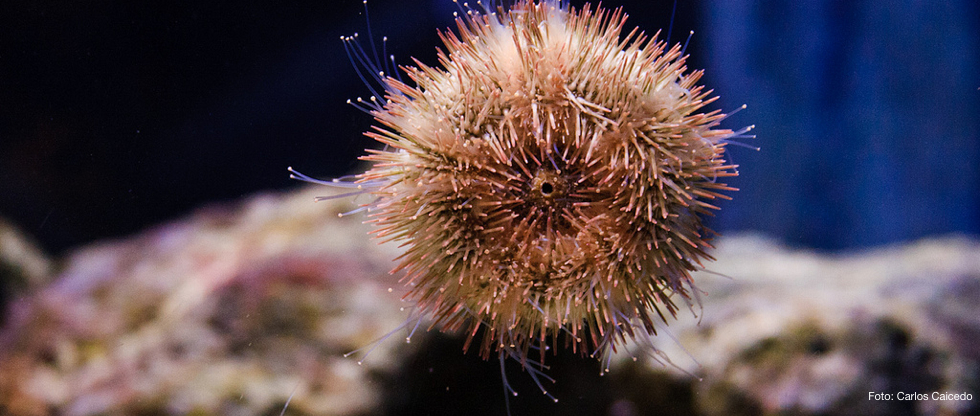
[354,0,742,365]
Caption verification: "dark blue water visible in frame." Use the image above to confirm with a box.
[1,0,977,254]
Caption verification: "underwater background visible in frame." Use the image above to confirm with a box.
[1,0,978,254]
[2,1,980,415]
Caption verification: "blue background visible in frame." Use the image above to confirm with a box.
[705,1,980,249]
[1,0,977,254]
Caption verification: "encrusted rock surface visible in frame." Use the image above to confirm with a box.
[0,189,409,416]
[0,218,53,318]
[1,187,978,415]
[645,235,980,416]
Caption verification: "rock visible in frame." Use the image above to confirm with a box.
[0,218,53,320]
[1,187,978,415]
[640,235,980,416]
[0,188,411,416]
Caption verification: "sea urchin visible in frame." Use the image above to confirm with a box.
[297,0,748,374]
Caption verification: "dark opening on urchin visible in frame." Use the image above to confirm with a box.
[529,169,569,204]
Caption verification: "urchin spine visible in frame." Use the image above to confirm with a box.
[293,0,752,383]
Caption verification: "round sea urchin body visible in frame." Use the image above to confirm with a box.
[359,1,740,364]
